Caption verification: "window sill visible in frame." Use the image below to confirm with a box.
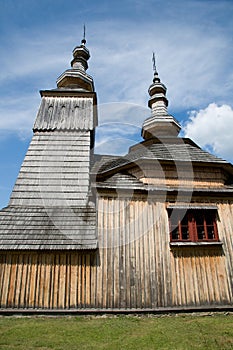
[170,241,223,247]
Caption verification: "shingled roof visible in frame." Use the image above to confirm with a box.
[96,138,232,176]
[0,206,97,250]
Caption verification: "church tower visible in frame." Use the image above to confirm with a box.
[0,35,98,250]
[9,36,97,209]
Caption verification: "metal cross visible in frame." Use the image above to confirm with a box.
[152,52,156,73]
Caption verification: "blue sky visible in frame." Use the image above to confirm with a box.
[0,0,233,209]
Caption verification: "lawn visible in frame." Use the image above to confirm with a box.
[0,313,233,349]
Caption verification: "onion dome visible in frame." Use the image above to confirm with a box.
[142,53,181,139]
[56,30,94,92]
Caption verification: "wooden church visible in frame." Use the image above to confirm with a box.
[0,37,233,312]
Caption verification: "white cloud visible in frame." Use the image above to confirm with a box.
[183,103,233,163]
[95,102,148,155]
[0,94,38,137]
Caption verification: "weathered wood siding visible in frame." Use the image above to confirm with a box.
[217,202,233,297]
[0,199,232,310]
[170,201,233,307]
[0,252,97,309]
[96,196,172,309]
[9,131,91,207]
[170,246,232,306]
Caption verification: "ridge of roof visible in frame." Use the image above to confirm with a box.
[95,139,232,177]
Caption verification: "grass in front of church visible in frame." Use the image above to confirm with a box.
[0,313,233,349]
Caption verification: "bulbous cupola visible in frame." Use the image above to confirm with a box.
[142,53,181,139]
[56,32,94,92]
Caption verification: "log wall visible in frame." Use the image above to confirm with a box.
[0,198,232,310]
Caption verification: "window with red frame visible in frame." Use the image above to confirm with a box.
[169,209,219,242]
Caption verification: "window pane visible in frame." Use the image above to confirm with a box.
[195,211,203,225]
[181,225,189,240]
[207,225,215,240]
[171,227,179,240]
[197,225,205,240]
[168,208,218,242]
[205,214,214,225]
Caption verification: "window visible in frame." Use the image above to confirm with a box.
[168,209,219,242]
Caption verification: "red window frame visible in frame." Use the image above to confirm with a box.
[169,209,219,242]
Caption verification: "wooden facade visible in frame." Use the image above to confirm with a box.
[0,40,233,312]
[0,200,233,310]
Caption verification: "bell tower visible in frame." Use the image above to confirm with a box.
[9,35,98,208]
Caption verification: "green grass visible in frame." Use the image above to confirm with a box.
[0,313,233,349]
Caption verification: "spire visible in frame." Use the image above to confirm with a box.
[141,54,181,139]
[56,28,94,92]
[152,52,160,83]
[148,53,168,114]
[82,24,86,45]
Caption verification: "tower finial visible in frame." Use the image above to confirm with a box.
[81,24,86,45]
[152,52,157,74]
[152,52,160,83]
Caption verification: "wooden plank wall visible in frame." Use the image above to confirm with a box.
[96,196,172,309]
[217,202,233,298]
[0,252,97,309]
[170,201,233,307]
[170,246,232,306]
[0,199,232,310]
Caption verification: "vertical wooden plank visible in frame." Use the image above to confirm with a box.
[86,254,91,306]
[90,252,96,308]
[210,251,221,303]
[25,254,32,308]
[19,254,28,308]
[125,200,131,309]
[70,253,78,308]
[112,197,119,309]
[170,250,177,306]
[175,251,181,306]
[49,253,55,309]
[7,254,17,307]
[154,202,162,307]
[194,252,205,304]
[106,198,113,308]
[162,203,172,307]
[15,254,23,308]
[135,200,142,308]
[38,253,45,308]
[202,252,213,303]
[139,200,145,308]
[96,196,103,309]
[0,254,6,307]
[183,250,193,305]
[2,254,12,307]
[43,254,51,309]
[150,202,158,308]
[190,250,200,305]
[65,253,70,309]
[218,253,231,302]
[119,198,126,308]
[77,254,82,307]
[29,253,38,308]
[101,198,108,309]
[129,199,136,309]
[144,200,151,308]
[53,253,60,309]
[218,203,233,298]
[58,253,66,309]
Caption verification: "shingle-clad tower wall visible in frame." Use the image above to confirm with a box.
[0,38,98,250]
[10,39,97,208]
